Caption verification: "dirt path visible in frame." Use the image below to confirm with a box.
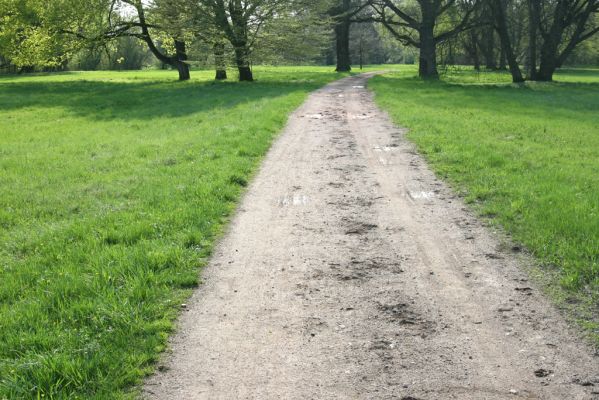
[144,74,598,399]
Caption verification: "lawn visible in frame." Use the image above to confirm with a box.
[370,66,599,340]
[2,64,598,398]
[0,66,346,399]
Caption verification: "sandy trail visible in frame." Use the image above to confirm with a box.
[144,74,598,399]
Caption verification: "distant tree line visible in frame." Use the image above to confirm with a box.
[0,0,597,82]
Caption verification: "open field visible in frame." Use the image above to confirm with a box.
[370,66,599,341]
[1,65,598,398]
[0,67,347,399]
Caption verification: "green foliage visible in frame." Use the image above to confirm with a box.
[0,0,107,68]
[0,67,346,399]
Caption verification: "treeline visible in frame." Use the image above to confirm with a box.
[0,0,597,82]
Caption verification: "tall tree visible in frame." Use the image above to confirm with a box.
[371,0,481,79]
[491,0,524,82]
[195,0,288,81]
[0,0,106,71]
[103,0,192,81]
[533,0,599,81]
[334,0,352,71]
[526,0,540,79]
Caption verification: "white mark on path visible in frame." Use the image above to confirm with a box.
[373,145,397,152]
[409,191,435,200]
[352,85,365,89]
[278,194,310,206]
[304,114,324,119]
[378,157,392,166]
[349,114,373,120]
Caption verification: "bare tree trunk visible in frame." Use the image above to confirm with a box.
[214,41,227,80]
[482,28,497,69]
[335,0,352,72]
[526,0,539,80]
[234,45,253,82]
[419,23,438,79]
[174,40,190,81]
[466,31,481,70]
[499,46,507,70]
[359,27,364,70]
[18,66,35,74]
[535,2,566,82]
[492,0,524,82]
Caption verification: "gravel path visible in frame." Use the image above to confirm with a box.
[144,74,599,400]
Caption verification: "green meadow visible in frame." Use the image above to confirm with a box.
[1,65,598,398]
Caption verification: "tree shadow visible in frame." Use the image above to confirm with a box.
[377,74,599,117]
[0,78,322,122]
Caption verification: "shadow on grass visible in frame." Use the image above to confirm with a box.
[0,78,323,121]
[375,74,599,116]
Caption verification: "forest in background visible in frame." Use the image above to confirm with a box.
[1,0,598,82]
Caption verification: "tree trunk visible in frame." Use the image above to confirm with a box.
[537,55,556,81]
[175,61,190,81]
[359,29,364,70]
[174,41,190,81]
[467,31,481,70]
[482,27,497,69]
[534,1,569,82]
[418,24,438,79]
[335,0,352,72]
[214,41,227,80]
[536,27,562,81]
[536,32,561,81]
[492,0,524,83]
[499,46,507,70]
[234,45,253,82]
[18,66,35,74]
[526,0,539,80]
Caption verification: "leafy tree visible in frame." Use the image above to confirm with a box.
[98,0,192,80]
[190,0,289,81]
[0,0,106,71]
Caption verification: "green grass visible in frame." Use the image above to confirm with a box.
[3,62,598,397]
[370,66,599,341]
[0,66,348,399]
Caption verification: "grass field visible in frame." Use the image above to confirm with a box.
[0,66,347,399]
[370,67,599,341]
[2,64,598,398]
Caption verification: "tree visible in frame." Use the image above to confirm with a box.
[532,0,599,81]
[371,0,481,79]
[249,5,332,65]
[193,0,289,81]
[491,0,524,82]
[327,0,371,72]
[0,0,106,71]
[213,39,227,79]
[331,0,353,71]
[350,21,388,67]
[100,0,192,81]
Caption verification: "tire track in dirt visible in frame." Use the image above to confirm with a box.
[144,74,599,399]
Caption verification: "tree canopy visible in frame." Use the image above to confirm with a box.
[1,0,598,80]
